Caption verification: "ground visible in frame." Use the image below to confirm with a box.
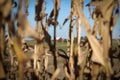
[3,40,120,80]
[25,40,120,79]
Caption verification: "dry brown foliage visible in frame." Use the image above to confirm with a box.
[0,0,119,80]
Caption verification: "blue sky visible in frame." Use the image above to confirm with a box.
[27,0,120,39]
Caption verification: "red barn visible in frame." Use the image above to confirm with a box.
[56,37,63,42]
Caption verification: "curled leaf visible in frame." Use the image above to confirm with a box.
[17,14,41,41]
[13,37,29,63]
[63,15,72,25]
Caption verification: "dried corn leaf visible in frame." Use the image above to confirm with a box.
[35,0,44,14]
[0,0,5,6]
[0,25,5,60]
[7,20,16,35]
[86,0,103,7]
[0,26,6,78]
[101,0,114,22]
[35,0,44,20]
[74,0,105,66]
[35,0,47,20]
[0,61,5,79]
[111,5,119,30]
[88,34,104,65]
[57,0,60,10]
[18,63,24,80]
[97,16,102,36]
[64,66,71,80]
[0,0,12,18]
[0,27,5,78]
[25,0,29,13]
[76,18,81,63]
[42,26,53,51]
[49,0,60,20]
[13,1,17,8]
[17,14,40,41]
[33,42,45,59]
[13,37,29,63]
[49,9,54,18]
[50,68,60,80]
[88,0,114,22]
[33,21,45,59]
[63,15,72,25]
[44,49,49,70]
[91,20,97,36]
[79,44,90,80]
[78,50,87,65]
[53,0,57,18]
[0,23,6,79]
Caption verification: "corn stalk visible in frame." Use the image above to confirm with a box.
[72,0,119,80]
[0,24,6,79]
[0,0,120,80]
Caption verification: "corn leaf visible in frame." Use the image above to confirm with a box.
[0,61,5,79]
[13,37,29,63]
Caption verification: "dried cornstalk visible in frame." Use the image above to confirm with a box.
[69,19,75,79]
[17,15,40,41]
[12,37,29,80]
[47,0,61,70]
[34,0,44,62]
[72,0,119,79]
[53,0,60,70]
[64,66,71,80]
[80,42,90,80]
[76,18,81,65]
[33,21,45,69]
[50,68,60,80]
[73,0,105,67]
[0,61,5,79]
[0,25,6,79]
[1,0,119,79]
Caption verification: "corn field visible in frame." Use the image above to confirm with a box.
[0,0,120,80]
